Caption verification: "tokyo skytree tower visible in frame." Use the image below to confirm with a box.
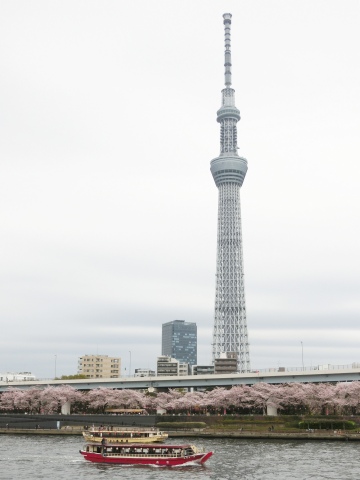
[210,13,251,372]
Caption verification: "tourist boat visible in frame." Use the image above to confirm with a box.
[79,442,213,466]
[82,426,168,444]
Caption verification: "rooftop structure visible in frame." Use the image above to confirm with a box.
[134,368,156,377]
[0,372,36,382]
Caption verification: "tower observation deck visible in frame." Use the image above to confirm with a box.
[210,13,251,372]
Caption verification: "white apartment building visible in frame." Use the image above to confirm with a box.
[134,368,156,377]
[156,356,189,376]
[0,372,36,382]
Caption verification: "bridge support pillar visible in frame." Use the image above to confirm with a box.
[267,405,277,416]
[61,401,71,415]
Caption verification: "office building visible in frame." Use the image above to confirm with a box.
[162,320,197,366]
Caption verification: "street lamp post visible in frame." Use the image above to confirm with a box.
[129,351,131,378]
[301,342,304,371]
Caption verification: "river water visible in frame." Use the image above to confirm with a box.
[0,435,358,480]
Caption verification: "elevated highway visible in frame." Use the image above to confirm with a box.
[1,366,360,392]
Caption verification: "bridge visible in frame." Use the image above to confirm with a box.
[1,365,360,392]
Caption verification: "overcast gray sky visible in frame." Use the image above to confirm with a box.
[1,0,359,379]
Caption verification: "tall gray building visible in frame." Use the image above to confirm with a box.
[162,320,197,367]
[210,13,251,372]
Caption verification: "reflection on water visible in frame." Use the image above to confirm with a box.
[0,435,359,480]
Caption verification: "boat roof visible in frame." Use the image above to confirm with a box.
[85,442,193,448]
[86,427,160,431]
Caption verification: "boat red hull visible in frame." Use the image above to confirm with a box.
[80,450,213,466]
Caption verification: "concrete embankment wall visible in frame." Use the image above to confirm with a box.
[0,413,157,431]
[0,413,212,430]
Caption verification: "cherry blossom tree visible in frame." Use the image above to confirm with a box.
[224,385,254,413]
[109,389,147,409]
[335,382,360,415]
[0,387,24,412]
[16,387,43,414]
[246,383,283,414]
[143,392,158,413]
[203,388,228,413]
[3,381,360,416]
[276,383,307,414]
[86,388,116,413]
[186,390,206,414]
[166,391,205,414]
[154,389,184,413]
[37,386,78,414]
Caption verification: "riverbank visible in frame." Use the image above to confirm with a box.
[170,430,360,441]
[1,427,360,441]
[2,413,360,441]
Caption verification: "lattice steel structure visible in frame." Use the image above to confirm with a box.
[210,13,251,372]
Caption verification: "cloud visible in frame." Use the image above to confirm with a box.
[0,1,359,379]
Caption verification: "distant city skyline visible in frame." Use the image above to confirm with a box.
[0,1,359,379]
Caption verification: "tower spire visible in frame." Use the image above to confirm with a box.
[223,13,232,87]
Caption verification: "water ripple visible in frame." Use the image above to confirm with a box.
[0,435,358,480]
